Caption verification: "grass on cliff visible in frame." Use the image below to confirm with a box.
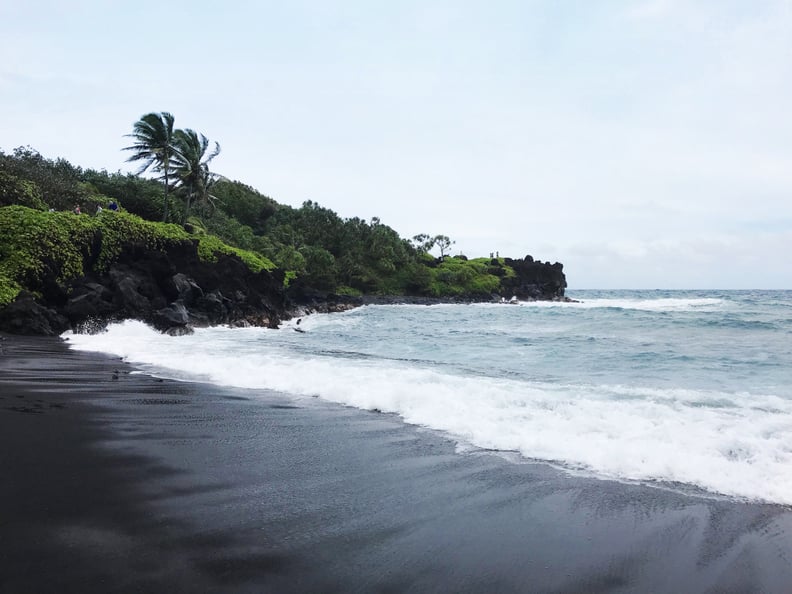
[0,205,276,306]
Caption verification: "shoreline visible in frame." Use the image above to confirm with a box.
[3,333,792,592]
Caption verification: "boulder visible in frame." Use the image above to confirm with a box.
[169,273,203,306]
[164,324,194,336]
[0,292,69,336]
[152,300,190,330]
[115,277,151,313]
[196,290,228,323]
[64,281,115,321]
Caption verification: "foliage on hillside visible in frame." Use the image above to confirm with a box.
[0,205,274,306]
[0,146,530,300]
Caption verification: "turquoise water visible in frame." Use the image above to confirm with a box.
[290,289,792,396]
[67,290,792,504]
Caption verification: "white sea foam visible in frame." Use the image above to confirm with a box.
[359,297,726,312]
[280,310,361,332]
[525,297,725,311]
[65,320,792,505]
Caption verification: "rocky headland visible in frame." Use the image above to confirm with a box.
[0,145,570,335]
[0,240,567,336]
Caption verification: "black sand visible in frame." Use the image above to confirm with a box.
[2,333,792,593]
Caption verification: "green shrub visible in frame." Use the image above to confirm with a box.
[283,270,298,288]
[195,234,275,273]
[0,206,96,305]
[427,258,501,297]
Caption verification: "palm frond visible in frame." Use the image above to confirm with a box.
[122,111,178,220]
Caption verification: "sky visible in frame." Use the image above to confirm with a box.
[1,0,791,289]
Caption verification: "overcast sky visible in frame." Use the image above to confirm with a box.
[2,0,790,289]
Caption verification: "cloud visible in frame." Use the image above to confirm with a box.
[1,0,790,288]
[565,231,792,289]
[623,0,678,21]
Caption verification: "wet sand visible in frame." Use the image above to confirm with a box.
[2,333,792,593]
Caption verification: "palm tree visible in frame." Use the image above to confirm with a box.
[171,128,221,220]
[123,112,177,222]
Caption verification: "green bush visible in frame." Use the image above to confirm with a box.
[427,258,501,296]
[202,209,256,250]
[195,234,275,273]
[0,206,97,305]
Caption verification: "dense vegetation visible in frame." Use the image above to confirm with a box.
[0,115,542,306]
[0,205,275,307]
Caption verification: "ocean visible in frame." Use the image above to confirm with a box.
[65,289,792,505]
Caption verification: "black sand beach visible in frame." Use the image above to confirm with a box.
[2,333,792,593]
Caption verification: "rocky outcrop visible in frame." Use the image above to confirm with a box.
[497,255,567,301]
[0,291,70,335]
[284,281,365,316]
[0,239,288,336]
[286,255,568,312]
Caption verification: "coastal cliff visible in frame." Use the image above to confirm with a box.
[0,250,567,336]
[0,207,567,335]
[0,206,287,335]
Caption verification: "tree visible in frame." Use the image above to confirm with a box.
[411,233,435,253]
[300,245,337,291]
[123,112,177,222]
[1,147,86,209]
[434,235,454,260]
[0,171,45,209]
[171,128,221,221]
[80,169,164,221]
[211,179,278,233]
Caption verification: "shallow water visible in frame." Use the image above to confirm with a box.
[65,290,792,504]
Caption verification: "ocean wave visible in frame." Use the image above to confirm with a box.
[561,297,725,312]
[65,320,792,505]
[698,317,781,331]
